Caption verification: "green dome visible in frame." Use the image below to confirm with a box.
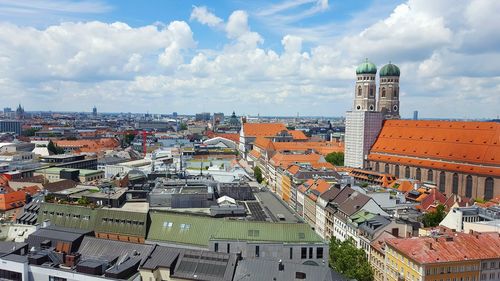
[380,63,400,77]
[356,59,377,75]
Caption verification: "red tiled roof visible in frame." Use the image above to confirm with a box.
[243,123,287,137]
[288,130,308,140]
[254,137,275,150]
[216,133,239,143]
[369,120,500,177]
[386,232,500,264]
[417,188,448,211]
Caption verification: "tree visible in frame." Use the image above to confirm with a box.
[47,141,65,155]
[178,123,188,131]
[123,133,136,145]
[253,166,263,183]
[422,204,446,227]
[329,237,373,281]
[325,152,345,166]
[23,128,39,137]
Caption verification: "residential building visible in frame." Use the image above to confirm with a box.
[385,231,500,281]
[34,167,104,183]
[0,120,22,135]
[440,205,500,233]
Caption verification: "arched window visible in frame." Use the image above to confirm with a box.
[452,173,459,194]
[381,88,386,98]
[375,162,380,172]
[357,86,362,96]
[394,88,398,97]
[385,164,390,174]
[369,88,374,97]
[439,171,446,193]
[416,168,421,181]
[465,175,473,198]
[484,177,494,200]
[394,165,400,178]
[405,166,410,178]
[427,170,434,182]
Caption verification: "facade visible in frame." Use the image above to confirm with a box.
[440,205,500,233]
[34,167,104,183]
[344,111,383,168]
[0,120,22,135]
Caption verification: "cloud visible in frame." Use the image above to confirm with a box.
[190,5,223,28]
[0,1,499,118]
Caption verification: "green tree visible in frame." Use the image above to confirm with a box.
[47,141,65,155]
[325,152,345,166]
[23,128,39,137]
[329,237,373,281]
[178,123,188,131]
[123,133,136,145]
[422,204,446,227]
[253,166,263,183]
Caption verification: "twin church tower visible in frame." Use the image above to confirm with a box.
[353,59,401,119]
[345,60,401,168]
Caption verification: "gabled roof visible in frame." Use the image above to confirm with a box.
[417,188,448,212]
[254,137,275,150]
[337,192,371,216]
[242,123,287,137]
[288,130,308,140]
[369,120,500,177]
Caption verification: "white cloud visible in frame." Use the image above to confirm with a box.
[190,5,223,28]
[0,1,499,118]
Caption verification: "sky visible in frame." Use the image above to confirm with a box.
[0,0,499,118]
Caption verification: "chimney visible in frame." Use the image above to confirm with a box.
[278,260,284,271]
[42,219,51,228]
[427,242,433,250]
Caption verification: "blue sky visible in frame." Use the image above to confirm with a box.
[0,0,499,118]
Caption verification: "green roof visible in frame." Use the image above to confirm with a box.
[380,63,400,77]
[212,220,323,243]
[147,211,323,247]
[38,203,97,230]
[148,211,223,247]
[94,209,148,237]
[356,59,377,75]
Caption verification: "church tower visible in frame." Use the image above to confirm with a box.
[344,59,384,168]
[378,63,400,119]
[354,59,377,112]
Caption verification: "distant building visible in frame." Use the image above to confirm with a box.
[195,112,211,121]
[92,105,97,117]
[15,104,25,119]
[413,110,418,120]
[213,112,224,126]
[0,120,22,135]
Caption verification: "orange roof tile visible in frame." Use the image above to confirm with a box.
[288,130,308,140]
[249,150,261,159]
[243,123,287,137]
[254,137,275,150]
[216,133,239,143]
[369,120,500,177]
[386,232,500,264]
[269,153,323,168]
[286,164,301,175]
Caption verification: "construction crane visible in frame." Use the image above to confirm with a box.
[112,130,154,155]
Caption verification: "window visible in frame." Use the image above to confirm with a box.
[357,86,362,96]
[369,104,374,111]
[163,221,173,228]
[180,223,191,230]
[375,162,380,172]
[381,88,386,98]
[394,165,400,178]
[0,269,22,281]
[405,166,411,178]
[465,175,473,198]
[385,164,390,173]
[369,88,374,97]
[452,173,459,194]
[317,247,323,259]
[416,168,421,181]
[49,277,67,281]
[484,177,494,200]
[356,105,361,110]
[255,246,260,258]
[227,243,230,253]
[296,272,306,279]
[309,247,313,259]
[301,247,307,259]
[428,170,434,182]
[214,243,218,252]
[439,171,446,193]
[289,248,293,259]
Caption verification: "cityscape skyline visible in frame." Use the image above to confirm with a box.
[0,0,498,118]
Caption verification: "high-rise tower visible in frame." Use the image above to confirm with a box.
[377,63,400,119]
[354,59,377,112]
